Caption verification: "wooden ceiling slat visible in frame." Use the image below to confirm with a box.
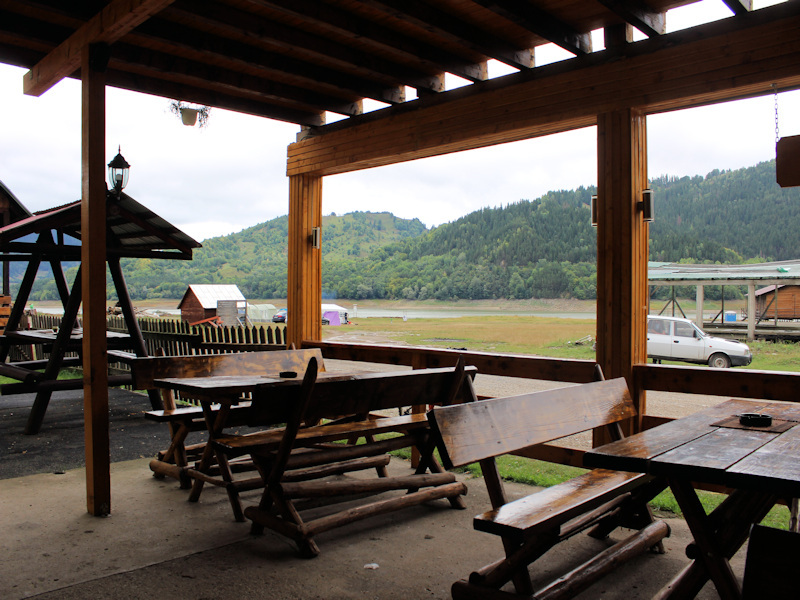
[722,0,753,16]
[470,0,592,56]
[246,0,489,82]
[128,22,403,110]
[107,42,345,114]
[167,1,445,96]
[596,1,666,37]
[286,6,800,176]
[357,0,534,70]
[0,0,790,131]
[104,68,325,125]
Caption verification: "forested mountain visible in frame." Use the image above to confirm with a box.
[18,159,800,302]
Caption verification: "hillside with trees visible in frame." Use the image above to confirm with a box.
[17,159,800,302]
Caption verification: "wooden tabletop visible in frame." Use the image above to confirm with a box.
[3,329,131,341]
[584,398,800,498]
[154,371,361,399]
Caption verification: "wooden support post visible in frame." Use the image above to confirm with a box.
[747,283,756,341]
[81,42,111,516]
[595,108,649,438]
[287,174,322,349]
[695,285,704,331]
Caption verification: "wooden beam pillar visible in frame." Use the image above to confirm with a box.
[696,284,705,331]
[81,43,111,516]
[287,174,322,348]
[596,108,649,436]
[748,282,757,341]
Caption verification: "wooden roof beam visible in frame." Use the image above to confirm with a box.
[129,19,395,108]
[471,0,591,56]
[164,3,444,99]
[722,0,753,17]
[104,69,325,126]
[287,4,800,177]
[359,0,534,70]
[249,0,489,83]
[110,41,364,116]
[23,0,174,96]
[596,1,666,38]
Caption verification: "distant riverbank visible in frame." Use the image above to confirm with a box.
[30,297,599,320]
[29,296,745,321]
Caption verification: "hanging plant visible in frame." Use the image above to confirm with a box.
[168,100,211,128]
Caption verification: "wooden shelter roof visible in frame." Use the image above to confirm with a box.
[178,284,246,310]
[0,0,773,131]
[648,260,800,287]
[0,192,201,260]
[0,181,34,224]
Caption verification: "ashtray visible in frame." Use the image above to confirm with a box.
[279,371,297,378]
[738,413,772,427]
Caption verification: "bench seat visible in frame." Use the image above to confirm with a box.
[428,373,669,600]
[474,469,651,541]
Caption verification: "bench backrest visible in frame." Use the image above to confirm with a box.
[130,348,326,390]
[247,359,477,427]
[428,377,635,470]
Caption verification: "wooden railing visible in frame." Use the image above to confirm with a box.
[303,339,800,471]
[303,340,598,383]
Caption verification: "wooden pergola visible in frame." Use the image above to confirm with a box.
[1,0,799,515]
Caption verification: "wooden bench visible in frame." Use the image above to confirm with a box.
[427,371,669,600]
[212,356,478,556]
[130,348,325,496]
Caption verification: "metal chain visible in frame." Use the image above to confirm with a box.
[773,83,780,143]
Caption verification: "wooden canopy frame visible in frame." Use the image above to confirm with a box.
[1,1,799,515]
[0,191,200,435]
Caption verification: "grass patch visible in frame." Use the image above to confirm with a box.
[0,367,83,386]
[342,315,598,358]
[339,315,800,371]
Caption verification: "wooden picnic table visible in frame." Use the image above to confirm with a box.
[156,360,474,554]
[153,370,366,518]
[3,328,132,348]
[584,398,800,600]
[0,328,138,434]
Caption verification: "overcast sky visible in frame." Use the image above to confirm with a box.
[1,1,799,243]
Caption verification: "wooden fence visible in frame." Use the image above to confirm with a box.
[14,313,288,365]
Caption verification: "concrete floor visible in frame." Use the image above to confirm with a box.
[0,386,745,600]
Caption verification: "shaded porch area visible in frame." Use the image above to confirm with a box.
[0,413,732,600]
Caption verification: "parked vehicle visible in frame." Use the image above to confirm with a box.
[272,308,287,323]
[647,315,752,368]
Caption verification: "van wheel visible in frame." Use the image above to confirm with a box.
[708,353,731,369]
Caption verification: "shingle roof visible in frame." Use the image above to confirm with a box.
[179,285,245,310]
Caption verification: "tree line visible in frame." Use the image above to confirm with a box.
[15,160,800,302]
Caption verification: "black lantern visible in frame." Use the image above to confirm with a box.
[107,146,130,194]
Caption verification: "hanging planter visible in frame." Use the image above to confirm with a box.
[168,100,211,128]
[180,107,199,126]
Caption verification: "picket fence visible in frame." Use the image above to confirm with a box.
[21,313,287,365]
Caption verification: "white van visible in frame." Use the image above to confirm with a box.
[647,315,752,368]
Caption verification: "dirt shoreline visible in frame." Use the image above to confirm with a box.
[31,297,599,314]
